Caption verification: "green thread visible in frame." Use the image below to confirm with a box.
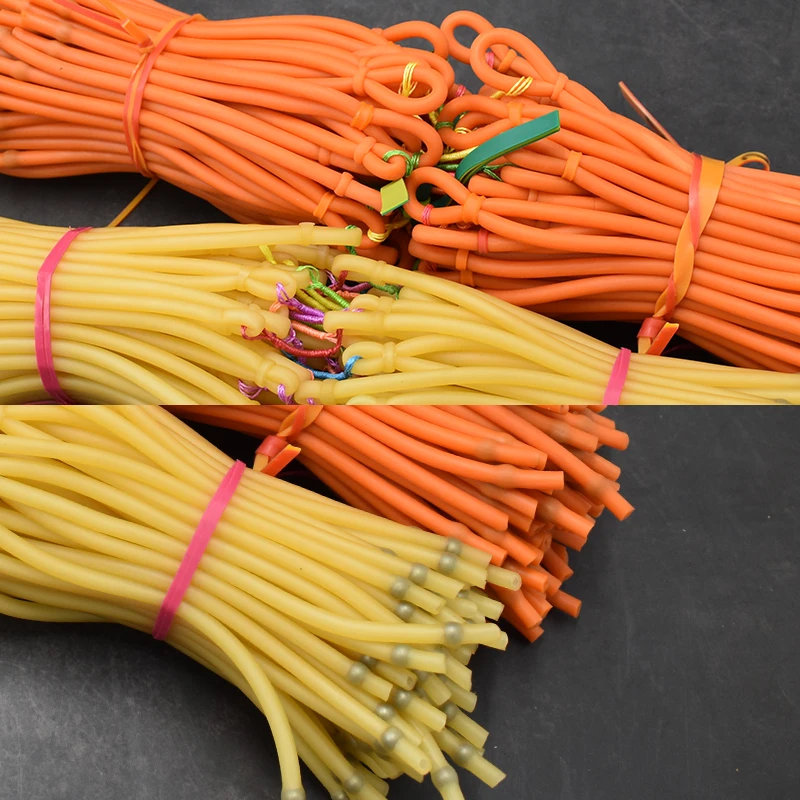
[296,264,321,282]
[306,285,348,311]
[370,282,400,297]
[296,264,351,308]
[482,162,514,180]
[344,224,360,255]
[317,285,350,309]
[435,119,455,130]
[382,149,422,177]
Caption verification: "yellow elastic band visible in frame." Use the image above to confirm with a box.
[491,76,533,100]
[400,62,419,97]
[727,151,770,170]
[367,229,390,243]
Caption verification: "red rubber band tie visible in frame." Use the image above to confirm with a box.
[602,348,631,406]
[152,460,246,641]
[35,227,92,404]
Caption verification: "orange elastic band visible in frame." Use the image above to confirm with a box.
[123,15,201,176]
[646,321,680,357]
[254,406,324,476]
[728,151,770,170]
[455,249,474,285]
[334,172,354,197]
[561,151,582,182]
[351,102,375,131]
[313,192,336,221]
[638,153,724,354]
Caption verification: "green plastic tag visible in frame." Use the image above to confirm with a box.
[380,179,409,215]
[455,110,561,184]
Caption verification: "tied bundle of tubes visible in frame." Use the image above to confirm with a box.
[280,249,800,405]
[405,11,800,372]
[0,405,516,800]
[0,0,453,250]
[176,404,633,643]
[3,217,800,405]
[0,218,365,404]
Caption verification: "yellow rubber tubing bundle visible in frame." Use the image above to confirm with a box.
[0,404,516,800]
[0,217,359,403]
[2,216,799,404]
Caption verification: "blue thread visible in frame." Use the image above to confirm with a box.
[285,354,362,380]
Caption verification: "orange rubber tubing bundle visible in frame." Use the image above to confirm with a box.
[0,0,454,253]
[405,11,800,372]
[174,404,633,644]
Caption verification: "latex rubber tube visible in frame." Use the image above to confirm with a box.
[0,404,514,800]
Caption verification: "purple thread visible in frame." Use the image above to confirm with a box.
[238,380,265,400]
[289,309,325,325]
[283,326,304,349]
[278,384,293,403]
[344,281,373,294]
[275,284,326,324]
[276,283,292,304]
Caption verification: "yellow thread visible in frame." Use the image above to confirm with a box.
[490,76,533,100]
[400,62,419,97]
[439,148,477,163]
[454,126,473,136]
[260,244,278,264]
[367,228,390,243]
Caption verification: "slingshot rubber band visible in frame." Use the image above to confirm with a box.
[35,227,91,404]
[152,460,246,640]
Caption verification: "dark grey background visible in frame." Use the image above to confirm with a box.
[1,409,799,800]
[1,1,800,798]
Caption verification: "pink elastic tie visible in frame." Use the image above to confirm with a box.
[602,348,631,405]
[36,227,91,404]
[477,228,490,256]
[421,204,434,225]
[152,460,246,640]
